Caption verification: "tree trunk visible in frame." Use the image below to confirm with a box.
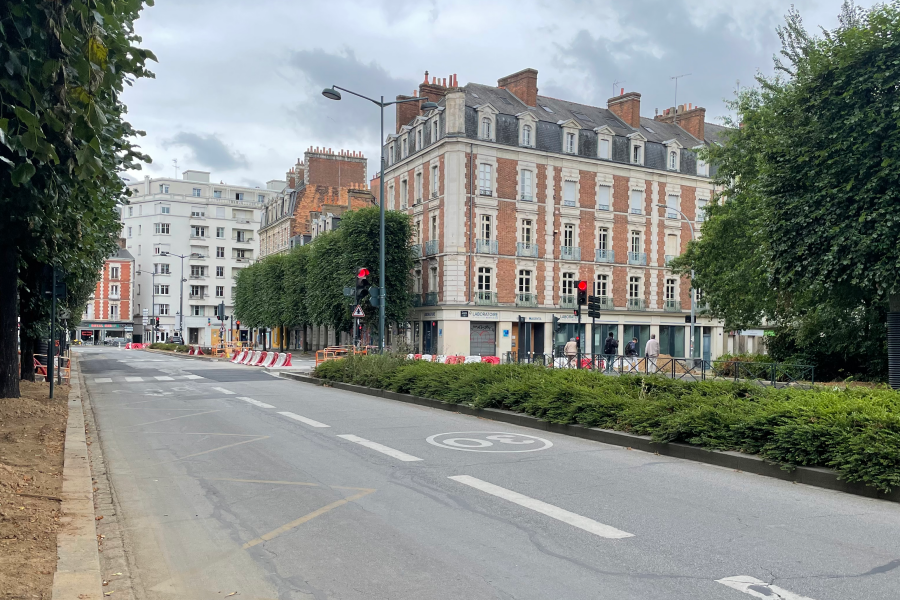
[20,336,35,382]
[889,293,900,390]
[280,325,285,353]
[0,242,20,398]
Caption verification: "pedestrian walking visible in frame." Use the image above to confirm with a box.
[564,337,578,368]
[645,334,660,373]
[624,337,639,371]
[602,332,618,372]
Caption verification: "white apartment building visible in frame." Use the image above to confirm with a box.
[121,170,284,345]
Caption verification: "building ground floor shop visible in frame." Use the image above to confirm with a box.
[405,307,725,361]
[77,321,135,344]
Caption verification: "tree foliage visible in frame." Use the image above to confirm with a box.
[674,1,900,380]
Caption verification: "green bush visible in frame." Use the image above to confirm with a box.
[313,355,900,493]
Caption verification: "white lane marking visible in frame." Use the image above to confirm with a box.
[211,387,235,395]
[716,576,816,599]
[278,411,330,428]
[448,475,633,540]
[155,376,174,381]
[184,374,203,380]
[238,397,275,409]
[94,378,112,383]
[427,432,553,453]
[125,377,144,382]
[337,434,422,462]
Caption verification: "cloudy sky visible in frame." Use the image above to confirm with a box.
[122,0,873,188]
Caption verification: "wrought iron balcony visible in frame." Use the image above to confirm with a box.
[479,188,492,197]
[560,294,577,309]
[597,203,610,211]
[627,251,647,265]
[516,242,538,257]
[563,198,576,207]
[595,249,614,263]
[516,293,538,307]
[665,254,677,266]
[520,194,533,202]
[560,246,581,261]
[424,240,439,255]
[626,298,646,311]
[423,292,438,306]
[589,296,614,310]
[475,291,498,306]
[411,244,422,258]
[411,294,422,307]
[630,208,642,215]
[475,239,498,254]
[667,210,679,219]
[664,299,682,312]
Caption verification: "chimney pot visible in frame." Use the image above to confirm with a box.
[424,70,429,84]
[620,87,624,95]
[443,77,447,86]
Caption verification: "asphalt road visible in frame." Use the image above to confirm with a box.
[76,346,900,600]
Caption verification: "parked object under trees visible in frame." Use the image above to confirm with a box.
[672,1,900,385]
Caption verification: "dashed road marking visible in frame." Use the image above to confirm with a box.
[91,375,205,383]
[337,434,422,462]
[184,374,203,380]
[448,475,633,540]
[278,411,330,428]
[716,576,816,599]
[94,378,112,383]
[125,377,144,382]
[155,376,174,381]
[238,397,275,409]
[211,386,235,395]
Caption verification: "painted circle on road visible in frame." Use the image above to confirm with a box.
[426,432,553,453]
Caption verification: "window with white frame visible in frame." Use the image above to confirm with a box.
[697,156,708,177]
[235,192,244,201]
[563,180,576,207]
[431,120,438,143]
[190,284,202,297]
[431,215,438,240]
[192,305,204,316]
[216,286,224,298]
[666,194,679,219]
[430,165,439,197]
[478,164,492,196]
[480,214,492,240]
[628,276,642,299]
[599,138,610,159]
[216,247,225,258]
[414,269,422,294]
[595,273,609,297]
[414,219,422,244]
[597,227,609,251]
[216,207,226,218]
[154,263,170,274]
[128,206,133,217]
[632,143,643,165]
[597,185,611,210]
[127,226,132,238]
[388,144,395,165]
[669,151,678,170]
[159,184,169,193]
[400,179,408,209]
[216,266,224,277]
[666,234,679,258]
[522,124,532,147]
[191,207,205,217]
[389,184,395,207]
[665,278,677,301]
[565,131,576,154]
[521,219,533,245]
[520,169,533,201]
[153,284,169,295]
[110,284,119,297]
[216,227,225,238]
[154,223,170,235]
[191,225,206,237]
[190,265,205,277]
[415,172,423,203]
[402,138,408,157]
[110,266,120,279]
[157,304,170,315]
[160,205,171,214]
[477,267,492,292]
[563,223,575,248]
[481,117,492,140]
[109,304,118,319]
[416,129,422,151]
[213,189,222,198]
[429,266,438,290]
[561,272,575,296]
[258,194,265,202]
[629,190,643,214]
[630,230,642,254]
[192,188,201,197]
[518,270,532,294]
[697,198,708,222]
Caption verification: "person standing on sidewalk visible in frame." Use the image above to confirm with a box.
[564,337,578,368]
[603,332,618,372]
[645,334,660,373]
[624,337,639,371]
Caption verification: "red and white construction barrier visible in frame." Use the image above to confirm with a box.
[242,351,258,365]
[252,351,268,366]
[231,350,247,363]
[262,352,279,368]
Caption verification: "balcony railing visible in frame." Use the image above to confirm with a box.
[516,293,538,307]
[423,292,438,306]
[627,252,647,265]
[516,242,538,257]
[597,203,610,211]
[560,294,577,309]
[560,246,581,261]
[108,293,120,300]
[411,244,422,258]
[630,208,642,215]
[595,249,614,263]
[189,293,209,300]
[667,210,679,219]
[520,194,533,202]
[475,291,498,306]
[234,237,253,243]
[563,198,576,207]
[411,294,422,307]
[424,240,439,255]
[479,188,492,197]
[664,299,682,312]
[665,254,676,266]
[475,239,498,255]
[189,274,206,279]
[589,296,614,310]
[190,234,208,239]
[627,298,646,311]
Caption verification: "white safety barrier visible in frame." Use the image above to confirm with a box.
[252,351,268,366]
[434,355,447,363]
[263,352,279,367]
[232,350,247,363]
[464,356,482,364]
[421,354,433,362]
[243,351,259,365]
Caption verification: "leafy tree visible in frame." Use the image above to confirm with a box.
[675,1,900,381]
[0,1,155,397]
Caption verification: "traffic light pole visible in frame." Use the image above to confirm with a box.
[49,266,56,399]
[576,305,582,370]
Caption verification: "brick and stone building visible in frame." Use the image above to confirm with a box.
[259,147,374,257]
[384,68,729,359]
[78,246,135,344]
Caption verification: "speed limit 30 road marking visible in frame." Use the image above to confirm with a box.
[427,432,553,453]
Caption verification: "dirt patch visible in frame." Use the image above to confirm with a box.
[0,380,69,600]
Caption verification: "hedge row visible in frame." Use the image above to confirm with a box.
[313,354,900,493]
[148,343,190,353]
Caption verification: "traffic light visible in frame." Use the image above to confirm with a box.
[235,320,241,328]
[356,267,370,300]
[155,317,160,328]
[576,280,588,306]
[368,286,380,306]
[216,302,226,320]
[552,315,561,333]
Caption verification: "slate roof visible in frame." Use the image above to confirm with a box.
[111,247,134,261]
[703,122,731,146]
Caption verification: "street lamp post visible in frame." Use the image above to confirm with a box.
[657,204,697,361]
[136,270,157,342]
[322,85,438,351]
[161,251,204,336]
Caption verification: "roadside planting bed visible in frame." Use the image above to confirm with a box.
[314,354,900,494]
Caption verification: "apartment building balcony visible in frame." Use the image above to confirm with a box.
[475,291,498,306]
[107,293,120,300]
[423,292,438,306]
[597,202,610,211]
[516,242,538,258]
[664,299,682,312]
[189,274,206,279]
[667,210,679,220]
[627,298,646,311]
[664,255,676,266]
[589,296,614,310]
[563,198,576,207]
[190,234,208,240]
[516,293,538,307]
[411,294,422,307]
[560,246,580,261]
[560,294,577,309]
[520,193,533,202]
[234,237,254,244]
[630,208,642,215]
[424,240,439,255]
[476,239,498,255]
[236,218,252,224]
[627,252,647,266]
[189,293,209,300]
[190,214,206,220]
[411,244,422,259]
[594,249,614,263]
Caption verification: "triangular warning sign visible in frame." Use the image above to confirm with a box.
[352,305,365,318]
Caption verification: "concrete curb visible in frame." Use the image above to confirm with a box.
[52,356,103,599]
[140,348,224,361]
[280,372,900,503]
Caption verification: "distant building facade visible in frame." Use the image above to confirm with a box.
[78,246,135,344]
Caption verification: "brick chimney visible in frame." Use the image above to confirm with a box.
[654,104,706,142]
[498,68,538,107]
[395,92,420,134]
[607,90,642,129]
[419,70,454,106]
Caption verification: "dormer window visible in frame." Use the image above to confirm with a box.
[402,138,408,158]
[481,117,492,140]
[388,143,395,165]
[633,145,642,164]
[664,139,682,172]
[417,129,422,151]
[431,120,438,143]
[517,111,538,148]
[523,125,532,147]
[565,132,576,153]
[559,119,581,155]
[669,151,677,170]
[476,104,498,143]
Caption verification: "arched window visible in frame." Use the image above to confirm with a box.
[482,117,492,140]
[670,151,678,170]
[522,125,532,146]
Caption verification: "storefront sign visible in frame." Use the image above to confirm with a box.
[80,322,128,329]
[471,311,499,320]
[424,312,437,317]
[460,311,469,317]
[503,329,509,337]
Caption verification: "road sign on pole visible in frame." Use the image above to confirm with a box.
[352,305,365,318]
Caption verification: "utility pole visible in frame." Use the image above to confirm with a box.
[670,73,692,127]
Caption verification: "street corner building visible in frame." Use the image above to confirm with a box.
[78,246,136,344]
[383,68,731,360]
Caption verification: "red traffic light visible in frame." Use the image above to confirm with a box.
[577,280,588,291]
[358,268,370,278]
